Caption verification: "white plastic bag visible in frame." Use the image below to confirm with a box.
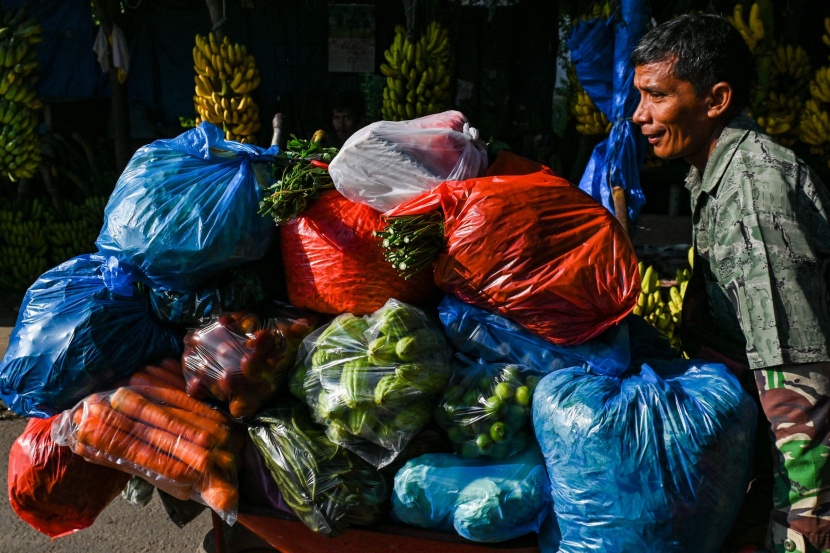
[328,110,488,213]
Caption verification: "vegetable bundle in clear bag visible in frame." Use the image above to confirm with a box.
[182,303,319,419]
[289,298,452,468]
[434,359,543,460]
[51,365,243,524]
[391,445,551,543]
[248,403,388,537]
[96,122,278,292]
[0,254,182,418]
[9,415,131,538]
[328,110,489,213]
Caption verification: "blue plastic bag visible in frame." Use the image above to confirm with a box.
[96,122,278,292]
[532,359,756,553]
[437,295,630,377]
[391,445,551,543]
[0,254,182,418]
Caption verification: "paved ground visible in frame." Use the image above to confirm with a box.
[0,214,691,552]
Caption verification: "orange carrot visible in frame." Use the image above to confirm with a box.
[86,402,213,475]
[73,441,195,502]
[133,383,229,424]
[165,405,231,446]
[76,410,199,485]
[198,472,239,515]
[143,363,187,389]
[110,388,216,450]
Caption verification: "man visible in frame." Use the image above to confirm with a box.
[631,13,830,553]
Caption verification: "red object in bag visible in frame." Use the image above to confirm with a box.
[386,169,641,345]
[281,189,441,315]
[8,416,131,538]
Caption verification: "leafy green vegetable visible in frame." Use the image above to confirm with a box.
[258,135,340,225]
[374,211,444,279]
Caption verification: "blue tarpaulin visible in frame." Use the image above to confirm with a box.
[567,0,649,225]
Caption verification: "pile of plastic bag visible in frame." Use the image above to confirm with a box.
[1,114,757,550]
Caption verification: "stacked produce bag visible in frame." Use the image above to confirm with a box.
[2,112,756,551]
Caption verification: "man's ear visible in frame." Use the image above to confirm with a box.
[707,82,733,118]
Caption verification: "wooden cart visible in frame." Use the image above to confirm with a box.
[211,506,541,553]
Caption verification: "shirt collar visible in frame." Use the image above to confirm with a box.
[685,113,758,199]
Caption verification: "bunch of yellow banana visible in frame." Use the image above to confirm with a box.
[380,21,452,121]
[633,250,693,348]
[756,112,797,140]
[0,5,42,182]
[822,17,830,49]
[798,98,830,150]
[572,88,611,136]
[728,2,765,53]
[192,32,261,143]
[578,1,613,21]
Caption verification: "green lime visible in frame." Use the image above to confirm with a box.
[515,385,531,407]
[479,375,493,392]
[462,389,480,407]
[461,441,481,459]
[483,395,502,417]
[489,421,508,442]
[447,426,465,444]
[505,403,527,430]
[476,433,493,451]
[494,381,515,401]
[445,384,465,403]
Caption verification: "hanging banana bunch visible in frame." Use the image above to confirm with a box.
[0,6,43,183]
[380,21,452,121]
[728,2,765,53]
[192,32,261,144]
[0,198,48,294]
[571,88,611,136]
[798,98,830,153]
[632,252,692,350]
[822,17,830,51]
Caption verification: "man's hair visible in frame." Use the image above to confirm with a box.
[331,90,365,119]
[631,13,756,111]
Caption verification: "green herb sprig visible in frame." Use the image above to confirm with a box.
[374,210,445,279]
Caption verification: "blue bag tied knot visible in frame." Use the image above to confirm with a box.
[100,256,136,296]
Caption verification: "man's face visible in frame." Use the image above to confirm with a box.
[332,109,356,139]
[632,58,717,171]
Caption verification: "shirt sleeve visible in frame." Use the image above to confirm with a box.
[709,152,830,369]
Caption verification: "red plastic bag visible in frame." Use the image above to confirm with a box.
[386,170,641,345]
[182,304,319,419]
[8,415,131,538]
[280,189,441,315]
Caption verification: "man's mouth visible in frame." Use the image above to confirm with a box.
[644,131,664,145]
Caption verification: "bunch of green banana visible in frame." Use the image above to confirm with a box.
[572,89,611,136]
[380,21,452,121]
[728,2,765,53]
[798,98,830,150]
[633,249,693,347]
[0,198,48,293]
[0,6,43,182]
[193,32,261,144]
[809,66,830,104]
[769,43,812,90]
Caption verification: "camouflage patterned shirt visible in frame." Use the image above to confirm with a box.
[684,114,830,369]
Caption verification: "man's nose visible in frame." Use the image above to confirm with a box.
[631,100,647,125]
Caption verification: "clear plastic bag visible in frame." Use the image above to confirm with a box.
[248,403,388,537]
[51,382,242,524]
[391,445,551,543]
[182,303,319,419]
[328,110,488,213]
[434,359,543,460]
[96,122,277,292]
[289,298,452,468]
[531,359,757,552]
